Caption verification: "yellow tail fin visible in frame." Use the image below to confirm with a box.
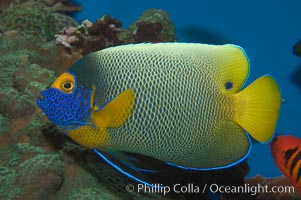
[233,75,281,143]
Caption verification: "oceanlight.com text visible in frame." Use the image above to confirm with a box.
[125,183,295,196]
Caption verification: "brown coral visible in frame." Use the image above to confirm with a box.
[42,0,82,13]
[55,15,123,55]
[55,9,177,56]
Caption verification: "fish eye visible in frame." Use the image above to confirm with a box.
[61,79,74,93]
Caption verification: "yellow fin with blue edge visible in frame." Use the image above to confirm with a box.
[92,89,135,128]
[233,75,281,143]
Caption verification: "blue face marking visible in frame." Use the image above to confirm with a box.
[36,84,93,131]
[225,81,233,90]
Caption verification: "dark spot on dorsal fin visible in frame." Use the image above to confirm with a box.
[225,81,233,90]
[284,146,299,168]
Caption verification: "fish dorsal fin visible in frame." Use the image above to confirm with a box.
[211,44,250,94]
[93,149,166,188]
[92,89,135,128]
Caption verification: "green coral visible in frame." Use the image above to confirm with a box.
[0,1,56,41]
[0,114,9,135]
[67,188,116,200]
[136,9,176,41]
[17,153,64,184]
[16,143,48,155]
[120,9,176,43]
[0,166,21,200]
[0,144,64,200]
[0,145,20,169]
[53,13,79,32]
[0,47,55,119]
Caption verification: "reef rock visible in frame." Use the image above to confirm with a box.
[0,0,81,14]
[0,1,79,41]
[55,9,177,56]
[121,9,177,43]
[55,15,123,55]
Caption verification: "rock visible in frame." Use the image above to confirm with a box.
[55,9,177,56]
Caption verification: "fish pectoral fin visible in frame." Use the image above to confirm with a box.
[92,89,135,128]
[93,149,166,187]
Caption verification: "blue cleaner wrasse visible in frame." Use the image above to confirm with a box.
[37,43,281,186]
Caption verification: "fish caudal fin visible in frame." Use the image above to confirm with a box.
[233,75,281,143]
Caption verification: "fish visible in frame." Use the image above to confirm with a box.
[37,43,281,185]
[270,135,301,193]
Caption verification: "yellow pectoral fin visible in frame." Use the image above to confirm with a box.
[92,89,135,128]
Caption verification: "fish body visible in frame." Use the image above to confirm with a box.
[37,43,281,171]
[270,135,301,193]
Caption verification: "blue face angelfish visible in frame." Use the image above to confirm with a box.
[37,43,281,186]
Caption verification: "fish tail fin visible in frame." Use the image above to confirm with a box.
[233,75,281,143]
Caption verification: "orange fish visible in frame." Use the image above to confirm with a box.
[270,135,301,193]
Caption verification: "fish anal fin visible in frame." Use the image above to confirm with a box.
[93,149,164,187]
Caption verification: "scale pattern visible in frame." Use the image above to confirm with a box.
[70,43,250,168]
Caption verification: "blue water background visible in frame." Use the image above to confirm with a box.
[72,0,301,178]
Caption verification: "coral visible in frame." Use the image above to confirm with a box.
[0,1,79,41]
[121,9,177,43]
[0,167,20,200]
[53,13,79,33]
[55,9,177,56]
[0,144,64,200]
[41,0,82,13]
[0,0,81,14]
[55,15,123,55]
[0,1,56,41]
